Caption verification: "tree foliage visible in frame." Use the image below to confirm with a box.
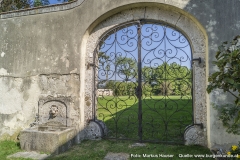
[98,52,137,81]
[103,62,191,97]
[142,63,191,96]
[207,36,240,134]
[98,51,191,97]
[0,0,74,12]
[98,52,110,79]
[116,56,137,80]
[0,0,30,12]
[33,0,43,7]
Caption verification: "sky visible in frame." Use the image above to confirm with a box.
[28,0,67,5]
[48,0,66,4]
[98,23,192,81]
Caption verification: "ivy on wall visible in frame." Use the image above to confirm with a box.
[207,36,240,135]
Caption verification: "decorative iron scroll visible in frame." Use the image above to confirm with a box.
[94,21,193,143]
[0,0,75,13]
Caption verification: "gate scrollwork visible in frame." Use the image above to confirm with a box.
[93,20,193,143]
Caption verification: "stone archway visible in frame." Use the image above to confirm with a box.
[84,5,207,146]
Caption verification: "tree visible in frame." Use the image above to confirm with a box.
[0,0,57,12]
[98,52,111,80]
[116,56,137,81]
[207,36,240,134]
[32,0,50,7]
[142,63,191,96]
[33,0,42,7]
[0,0,30,12]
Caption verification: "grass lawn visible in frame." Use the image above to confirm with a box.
[47,139,212,160]
[0,95,209,160]
[0,94,211,160]
[0,140,31,160]
[97,95,192,143]
[0,139,212,160]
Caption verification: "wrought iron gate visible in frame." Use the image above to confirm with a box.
[93,20,193,143]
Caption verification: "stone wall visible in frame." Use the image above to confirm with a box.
[85,5,207,146]
[0,74,80,140]
[0,0,240,149]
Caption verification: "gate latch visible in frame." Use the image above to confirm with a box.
[192,57,201,64]
[135,87,142,98]
[87,63,95,69]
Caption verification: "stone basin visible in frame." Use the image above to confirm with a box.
[20,126,76,154]
[37,126,69,132]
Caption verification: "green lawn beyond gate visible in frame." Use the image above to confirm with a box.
[97,95,192,143]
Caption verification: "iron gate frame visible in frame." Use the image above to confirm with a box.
[92,20,194,144]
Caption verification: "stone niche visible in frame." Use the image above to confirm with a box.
[38,96,71,127]
[20,96,76,154]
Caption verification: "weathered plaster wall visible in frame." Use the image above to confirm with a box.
[182,0,240,150]
[0,0,240,149]
[0,1,84,140]
[0,76,40,140]
[0,11,79,76]
[0,74,80,140]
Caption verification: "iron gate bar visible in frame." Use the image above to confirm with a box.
[137,21,143,142]
[92,47,97,122]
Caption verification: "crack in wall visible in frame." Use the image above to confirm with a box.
[143,7,146,19]
[175,14,182,26]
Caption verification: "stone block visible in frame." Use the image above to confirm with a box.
[19,126,76,154]
[104,152,129,160]
[145,7,181,25]
[85,120,108,140]
[184,125,205,146]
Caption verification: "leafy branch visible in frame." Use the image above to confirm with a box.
[207,35,240,134]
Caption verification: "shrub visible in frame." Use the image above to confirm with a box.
[207,36,240,135]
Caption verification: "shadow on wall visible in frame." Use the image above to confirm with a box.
[184,0,240,149]
[184,0,240,73]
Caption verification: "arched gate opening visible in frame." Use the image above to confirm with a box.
[92,20,193,144]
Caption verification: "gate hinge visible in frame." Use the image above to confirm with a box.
[194,123,203,129]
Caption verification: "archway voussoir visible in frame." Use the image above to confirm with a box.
[101,10,134,28]
[145,7,160,21]
[132,7,146,20]
[158,9,181,25]
[176,15,205,51]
